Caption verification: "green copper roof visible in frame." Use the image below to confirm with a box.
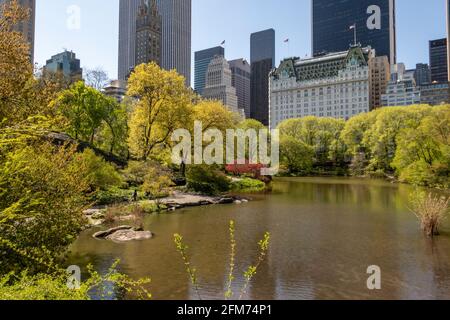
[271,46,372,82]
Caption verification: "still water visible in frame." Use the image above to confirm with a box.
[68,178,450,300]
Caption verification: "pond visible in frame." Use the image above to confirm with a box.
[67,177,450,300]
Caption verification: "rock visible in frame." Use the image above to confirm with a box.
[234,200,242,204]
[93,225,133,239]
[106,230,153,242]
[216,197,234,204]
[241,199,249,203]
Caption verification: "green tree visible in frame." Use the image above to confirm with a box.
[392,106,450,188]
[280,136,314,174]
[52,81,110,143]
[127,62,192,160]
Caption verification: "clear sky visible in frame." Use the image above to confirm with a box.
[35,0,447,83]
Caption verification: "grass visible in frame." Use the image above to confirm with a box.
[409,191,450,237]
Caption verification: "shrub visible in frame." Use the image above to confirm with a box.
[409,191,449,237]
[0,261,151,300]
[0,143,90,274]
[94,187,140,205]
[186,165,231,195]
[76,149,123,191]
[231,178,266,192]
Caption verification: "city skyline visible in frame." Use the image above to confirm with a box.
[33,0,447,84]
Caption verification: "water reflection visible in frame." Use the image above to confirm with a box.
[67,178,450,300]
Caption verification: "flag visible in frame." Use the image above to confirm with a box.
[284,38,289,43]
[220,40,226,46]
[349,24,356,30]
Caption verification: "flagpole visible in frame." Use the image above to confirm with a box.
[354,24,357,46]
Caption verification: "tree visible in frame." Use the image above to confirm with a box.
[193,100,239,133]
[142,166,174,209]
[392,106,450,188]
[0,0,33,125]
[0,141,89,274]
[52,81,110,144]
[127,62,193,160]
[85,67,110,91]
[280,136,314,174]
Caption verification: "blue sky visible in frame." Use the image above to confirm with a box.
[35,0,447,83]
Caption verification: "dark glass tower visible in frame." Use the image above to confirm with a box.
[250,29,275,126]
[194,46,224,95]
[430,38,448,83]
[312,0,396,63]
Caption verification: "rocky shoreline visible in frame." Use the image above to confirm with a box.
[84,192,250,242]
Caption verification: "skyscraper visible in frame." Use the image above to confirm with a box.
[203,56,240,114]
[135,0,161,66]
[0,0,36,63]
[194,46,225,95]
[156,0,192,86]
[414,63,431,87]
[118,0,140,81]
[229,59,251,118]
[368,56,390,110]
[250,29,275,126]
[119,0,191,85]
[44,50,83,82]
[312,0,396,64]
[430,38,448,83]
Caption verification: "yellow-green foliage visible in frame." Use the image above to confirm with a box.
[0,261,151,300]
[77,148,123,191]
[0,142,88,273]
[278,105,450,188]
[127,62,193,160]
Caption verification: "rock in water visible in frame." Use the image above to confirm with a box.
[106,230,153,242]
[93,225,133,239]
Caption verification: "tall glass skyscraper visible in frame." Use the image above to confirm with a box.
[194,46,224,95]
[250,29,275,126]
[430,38,448,83]
[312,0,396,64]
[118,0,140,81]
[156,0,192,86]
[119,0,191,86]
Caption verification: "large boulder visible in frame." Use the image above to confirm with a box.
[93,225,133,239]
[106,230,153,243]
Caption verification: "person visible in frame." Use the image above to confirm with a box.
[133,189,138,202]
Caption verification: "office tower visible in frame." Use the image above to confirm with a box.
[0,0,36,63]
[430,38,448,83]
[118,0,140,81]
[194,46,225,95]
[44,50,83,82]
[203,56,240,114]
[156,0,192,86]
[312,0,396,64]
[229,59,251,118]
[250,29,275,126]
[381,64,420,107]
[135,0,161,66]
[369,56,390,110]
[269,46,374,129]
[414,63,431,87]
[420,82,450,105]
